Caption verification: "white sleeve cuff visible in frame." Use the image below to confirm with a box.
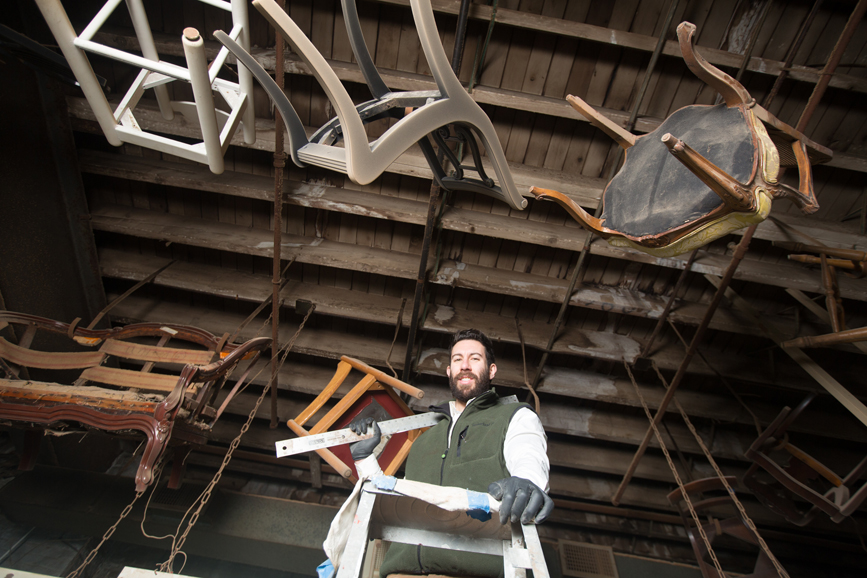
[355,455,383,479]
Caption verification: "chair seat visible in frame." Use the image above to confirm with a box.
[602,104,756,238]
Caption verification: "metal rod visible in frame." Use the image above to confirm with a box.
[640,248,698,358]
[796,0,867,133]
[763,0,824,109]
[451,0,472,76]
[402,184,442,381]
[270,0,287,428]
[628,0,682,131]
[467,0,499,94]
[530,0,679,388]
[612,224,758,505]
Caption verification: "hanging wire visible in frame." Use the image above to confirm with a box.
[646,361,791,578]
[515,318,541,413]
[159,305,315,574]
[622,361,729,578]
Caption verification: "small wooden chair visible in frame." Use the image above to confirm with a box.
[0,311,270,490]
[668,477,782,578]
[531,21,832,258]
[742,394,867,526]
[287,356,425,482]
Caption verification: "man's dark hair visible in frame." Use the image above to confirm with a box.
[451,328,496,366]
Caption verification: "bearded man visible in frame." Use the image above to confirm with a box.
[348,328,552,578]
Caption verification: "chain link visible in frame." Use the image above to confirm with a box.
[623,362,729,577]
[649,361,790,578]
[67,461,165,578]
[160,305,315,573]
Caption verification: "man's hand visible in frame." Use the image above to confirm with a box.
[488,477,554,525]
[348,416,381,461]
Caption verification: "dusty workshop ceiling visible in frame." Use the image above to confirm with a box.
[2,0,867,576]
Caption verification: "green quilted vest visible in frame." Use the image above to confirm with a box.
[378,390,530,578]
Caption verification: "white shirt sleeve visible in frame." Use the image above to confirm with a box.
[503,407,550,492]
[354,454,383,479]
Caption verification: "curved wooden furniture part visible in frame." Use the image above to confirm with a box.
[286,355,424,483]
[531,21,832,258]
[214,0,527,211]
[742,394,867,526]
[667,476,783,578]
[0,311,270,491]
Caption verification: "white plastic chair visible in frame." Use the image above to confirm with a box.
[218,0,527,210]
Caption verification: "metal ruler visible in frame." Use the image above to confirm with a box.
[275,412,445,458]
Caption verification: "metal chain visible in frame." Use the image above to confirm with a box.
[649,361,791,578]
[623,361,728,578]
[67,460,166,578]
[159,305,315,573]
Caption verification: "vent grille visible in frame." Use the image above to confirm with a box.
[559,540,619,578]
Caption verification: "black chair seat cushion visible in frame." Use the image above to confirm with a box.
[600,104,756,238]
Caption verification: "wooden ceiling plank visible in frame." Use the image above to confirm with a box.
[98,272,865,443]
[369,0,867,93]
[81,154,867,315]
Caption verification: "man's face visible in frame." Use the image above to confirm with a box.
[447,339,497,403]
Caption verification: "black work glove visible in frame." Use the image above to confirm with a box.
[348,416,381,461]
[488,476,554,525]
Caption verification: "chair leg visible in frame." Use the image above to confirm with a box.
[566,95,635,149]
[529,186,607,234]
[767,140,820,214]
[213,30,309,167]
[661,133,755,212]
[677,22,753,107]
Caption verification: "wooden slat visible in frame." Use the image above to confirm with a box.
[0,379,162,409]
[0,338,105,370]
[79,366,181,393]
[100,338,214,365]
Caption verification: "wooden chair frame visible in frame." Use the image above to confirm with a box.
[33,0,256,174]
[668,476,782,578]
[0,311,270,490]
[287,356,425,482]
[742,394,867,526]
[531,21,832,258]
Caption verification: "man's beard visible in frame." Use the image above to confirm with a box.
[449,368,492,403]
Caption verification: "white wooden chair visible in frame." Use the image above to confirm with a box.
[34,0,256,174]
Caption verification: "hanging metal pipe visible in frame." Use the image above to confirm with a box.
[612,224,758,505]
[270,0,287,428]
[796,0,867,133]
[451,0,472,76]
[531,0,681,388]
